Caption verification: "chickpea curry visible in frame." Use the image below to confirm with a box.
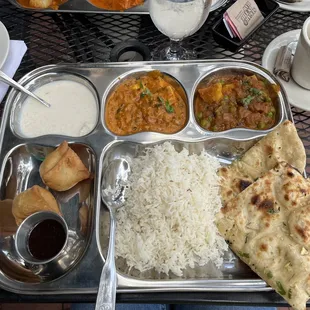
[105,71,187,135]
[194,75,279,132]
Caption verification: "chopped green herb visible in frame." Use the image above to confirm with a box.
[158,96,174,113]
[288,288,292,299]
[250,88,262,95]
[140,86,152,98]
[158,96,165,105]
[267,208,278,214]
[267,111,274,118]
[224,95,229,100]
[238,251,250,258]
[165,100,174,113]
[276,281,286,296]
[242,95,255,106]
[266,270,273,279]
[139,81,144,89]
[243,80,250,86]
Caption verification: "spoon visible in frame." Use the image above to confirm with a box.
[95,158,130,310]
[0,70,50,108]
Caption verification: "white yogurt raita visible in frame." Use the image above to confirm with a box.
[18,80,98,138]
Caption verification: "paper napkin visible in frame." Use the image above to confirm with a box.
[224,0,264,39]
[0,40,27,103]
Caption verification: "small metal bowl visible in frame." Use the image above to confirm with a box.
[15,211,70,280]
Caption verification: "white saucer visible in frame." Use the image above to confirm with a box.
[262,29,310,111]
[0,21,9,69]
[276,0,310,12]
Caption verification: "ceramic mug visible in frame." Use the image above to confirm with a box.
[291,16,310,90]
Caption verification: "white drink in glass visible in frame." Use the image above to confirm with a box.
[149,0,211,60]
[149,0,209,41]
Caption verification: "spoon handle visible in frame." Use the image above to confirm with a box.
[0,70,50,108]
[95,208,117,310]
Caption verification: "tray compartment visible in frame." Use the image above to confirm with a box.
[11,72,100,139]
[192,66,285,135]
[102,69,189,137]
[0,142,96,283]
[99,137,266,288]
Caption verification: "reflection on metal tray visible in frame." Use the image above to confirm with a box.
[7,0,228,14]
[0,60,292,295]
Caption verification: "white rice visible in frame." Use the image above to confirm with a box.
[115,142,227,277]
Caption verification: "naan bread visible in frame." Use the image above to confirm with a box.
[12,186,61,226]
[217,162,310,310]
[219,120,306,204]
[40,141,90,192]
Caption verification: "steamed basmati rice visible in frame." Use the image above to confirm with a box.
[115,142,227,277]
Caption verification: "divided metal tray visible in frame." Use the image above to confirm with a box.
[0,60,292,294]
[7,0,227,14]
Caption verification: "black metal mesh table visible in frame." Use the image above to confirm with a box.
[0,1,310,305]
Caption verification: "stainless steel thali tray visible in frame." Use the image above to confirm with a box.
[0,60,292,295]
[8,0,228,14]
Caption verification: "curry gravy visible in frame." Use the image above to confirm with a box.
[105,71,188,136]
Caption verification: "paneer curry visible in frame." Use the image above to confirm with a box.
[194,74,279,132]
[105,71,187,135]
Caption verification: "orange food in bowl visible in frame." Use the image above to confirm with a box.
[89,0,143,10]
[105,71,187,135]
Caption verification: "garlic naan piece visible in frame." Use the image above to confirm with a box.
[219,120,306,204]
[217,162,310,310]
[40,141,90,191]
[12,185,61,226]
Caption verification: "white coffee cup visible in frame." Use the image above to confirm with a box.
[291,17,310,90]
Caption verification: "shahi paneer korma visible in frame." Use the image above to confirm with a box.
[194,74,279,132]
[105,71,187,135]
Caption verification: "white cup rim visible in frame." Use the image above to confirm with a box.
[302,16,310,47]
